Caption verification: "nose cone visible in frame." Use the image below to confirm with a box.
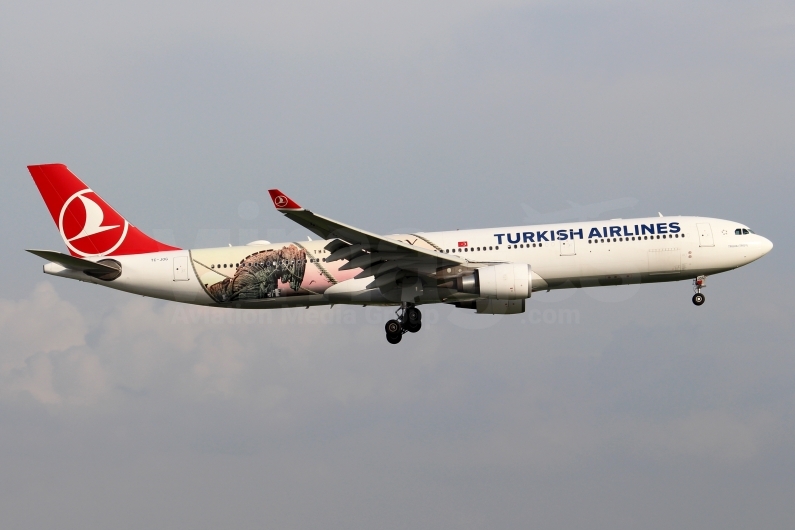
[761,236,774,255]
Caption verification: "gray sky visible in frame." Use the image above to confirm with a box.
[1,1,794,528]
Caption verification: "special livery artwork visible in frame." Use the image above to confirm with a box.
[205,245,306,303]
[191,243,359,304]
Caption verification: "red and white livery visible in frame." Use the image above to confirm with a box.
[27,164,773,344]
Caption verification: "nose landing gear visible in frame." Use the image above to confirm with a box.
[385,303,423,344]
[692,275,706,306]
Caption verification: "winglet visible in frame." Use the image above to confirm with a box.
[268,189,303,211]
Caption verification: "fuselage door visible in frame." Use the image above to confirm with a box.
[696,223,715,247]
[560,239,575,256]
[173,256,189,281]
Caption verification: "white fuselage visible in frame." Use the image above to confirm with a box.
[43,216,773,308]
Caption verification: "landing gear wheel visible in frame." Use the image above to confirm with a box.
[692,293,705,306]
[386,332,402,344]
[405,320,422,333]
[385,319,402,335]
[406,307,422,325]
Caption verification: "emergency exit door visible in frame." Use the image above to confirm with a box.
[696,223,715,247]
[560,239,575,256]
[173,256,189,281]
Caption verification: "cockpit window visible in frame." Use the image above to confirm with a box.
[742,228,749,235]
[748,229,755,234]
[735,229,742,235]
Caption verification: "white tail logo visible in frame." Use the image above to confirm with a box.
[67,195,119,241]
[59,189,129,257]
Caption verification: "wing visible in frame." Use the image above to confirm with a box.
[267,190,471,299]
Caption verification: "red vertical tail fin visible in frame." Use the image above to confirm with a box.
[28,164,180,257]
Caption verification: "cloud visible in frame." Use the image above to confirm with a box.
[1,0,794,525]
[0,283,791,468]
[0,280,793,528]
[0,282,86,366]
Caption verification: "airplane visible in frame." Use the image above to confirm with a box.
[26,164,773,344]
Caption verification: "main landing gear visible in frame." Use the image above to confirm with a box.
[385,304,422,344]
[692,275,706,306]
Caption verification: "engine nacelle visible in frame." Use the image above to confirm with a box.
[456,263,532,300]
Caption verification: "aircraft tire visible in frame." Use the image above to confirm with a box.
[692,293,705,306]
[406,307,422,325]
[385,319,402,335]
[405,320,421,333]
[386,332,402,344]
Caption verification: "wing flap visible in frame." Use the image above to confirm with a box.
[339,252,411,271]
[327,243,367,263]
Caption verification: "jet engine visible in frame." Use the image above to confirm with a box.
[455,263,532,300]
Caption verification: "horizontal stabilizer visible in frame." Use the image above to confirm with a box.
[26,249,120,274]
